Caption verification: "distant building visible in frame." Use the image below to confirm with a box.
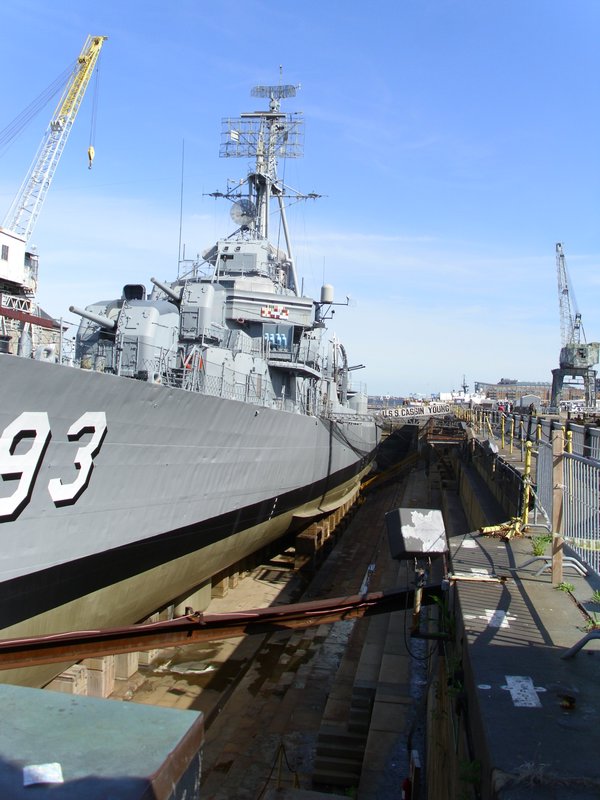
[474,379,584,403]
[369,380,590,409]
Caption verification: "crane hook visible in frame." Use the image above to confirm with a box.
[87,145,95,170]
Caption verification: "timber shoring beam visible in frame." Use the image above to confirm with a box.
[0,586,442,671]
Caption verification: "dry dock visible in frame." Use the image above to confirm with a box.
[3,418,600,798]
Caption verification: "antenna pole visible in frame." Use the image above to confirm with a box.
[177,139,185,277]
[277,194,299,295]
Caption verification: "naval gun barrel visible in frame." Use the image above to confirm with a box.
[69,305,117,331]
[150,277,181,303]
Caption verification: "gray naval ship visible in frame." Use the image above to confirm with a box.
[0,83,379,686]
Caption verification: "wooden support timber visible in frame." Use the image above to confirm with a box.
[0,587,442,671]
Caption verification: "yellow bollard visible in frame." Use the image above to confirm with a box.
[536,422,542,443]
[565,429,573,454]
[521,441,533,526]
[519,419,524,460]
[509,417,515,455]
[501,414,505,449]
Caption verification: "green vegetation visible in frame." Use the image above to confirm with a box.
[431,593,455,638]
[531,534,552,557]
[556,582,575,593]
[591,589,600,605]
[584,612,600,631]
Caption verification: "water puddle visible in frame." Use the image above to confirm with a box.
[155,660,218,675]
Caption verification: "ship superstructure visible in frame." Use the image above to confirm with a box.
[70,83,365,419]
[0,83,378,688]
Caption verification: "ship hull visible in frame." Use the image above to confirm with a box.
[0,355,378,685]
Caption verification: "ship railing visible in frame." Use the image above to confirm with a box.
[348,380,367,397]
[317,392,373,423]
[182,364,274,407]
[296,385,320,417]
[157,348,292,410]
[162,366,185,388]
[276,396,297,413]
[261,337,321,372]
[326,411,374,424]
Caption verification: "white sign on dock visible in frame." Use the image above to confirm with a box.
[380,403,451,419]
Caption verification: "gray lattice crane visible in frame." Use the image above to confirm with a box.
[550,242,600,408]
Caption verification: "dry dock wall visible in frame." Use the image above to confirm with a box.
[457,443,521,530]
[425,440,539,799]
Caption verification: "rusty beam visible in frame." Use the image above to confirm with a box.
[0,587,442,670]
[0,304,60,330]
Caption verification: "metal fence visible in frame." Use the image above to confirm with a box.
[534,440,553,528]
[480,409,600,463]
[532,439,600,577]
[464,407,600,577]
[562,452,600,576]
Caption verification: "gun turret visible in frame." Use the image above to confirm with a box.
[69,305,117,331]
[151,277,182,304]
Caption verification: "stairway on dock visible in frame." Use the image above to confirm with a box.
[198,462,438,799]
[312,467,430,795]
[312,594,401,792]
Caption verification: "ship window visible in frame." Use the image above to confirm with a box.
[1,244,8,261]
[262,322,292,351]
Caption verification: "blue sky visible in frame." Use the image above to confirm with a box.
[1,1,599,396]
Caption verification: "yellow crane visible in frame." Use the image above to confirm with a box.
[0,35,107,356]
[2,35,107,243]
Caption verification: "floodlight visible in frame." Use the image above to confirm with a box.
[385,508,447,560]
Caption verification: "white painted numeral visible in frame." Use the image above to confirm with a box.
[48,412,107,505]
[0,412,51,519]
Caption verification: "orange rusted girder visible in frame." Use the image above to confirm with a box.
[0,587,442,670]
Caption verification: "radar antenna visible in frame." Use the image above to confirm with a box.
[251,84,299,112]
[251,84,298,98]
[216,82,308,296]
[219,83,304,246]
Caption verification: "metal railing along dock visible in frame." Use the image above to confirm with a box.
[458,406,600,581]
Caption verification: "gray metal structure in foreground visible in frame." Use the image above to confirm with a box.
[0,684,203,798]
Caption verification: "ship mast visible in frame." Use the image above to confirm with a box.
[218,84,305,294]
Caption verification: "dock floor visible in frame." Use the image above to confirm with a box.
[109,441,600,798]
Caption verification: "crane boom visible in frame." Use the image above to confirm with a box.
[2,35,107,242]
[551,242,600,409]
[556,242,582,347]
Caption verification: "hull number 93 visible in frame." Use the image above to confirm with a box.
[0,411,107,520]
